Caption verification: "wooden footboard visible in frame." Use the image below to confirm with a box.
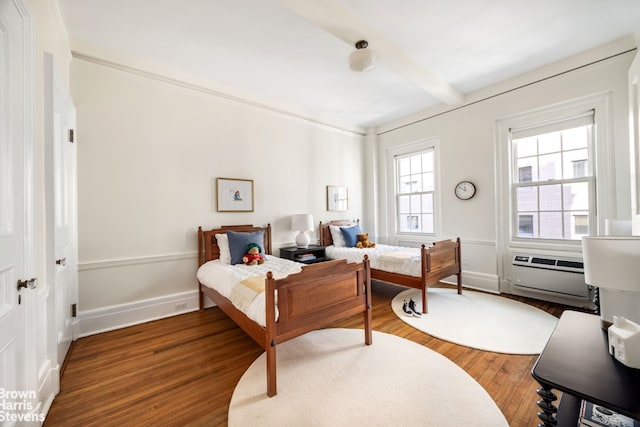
[197,224,372,397]
[319,221,461,314]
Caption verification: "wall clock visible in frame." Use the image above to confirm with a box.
[455,181,476,200]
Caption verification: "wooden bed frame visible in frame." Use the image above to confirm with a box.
[319,220,462,314]
[197,224,372,397]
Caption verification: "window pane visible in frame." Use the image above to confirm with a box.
[538,131,561,154]
[422,152,434,172]
[410,194,420,212]
[562,126,589,151]
[398,214,413,232]
[398,157,411,177]
[517,158,538,182]
[398,195,410,213]
[423,171,434,191]
[518,214,536,238]
[422,193,433,213]
[538,153,561,181]
[563,182,589,211]
[422,214,434,233]
[563,149,588,179]
[539,212,563,239]
[515,136,537,158]
[517,186,538,212]
[539,184,561,211]
[570,213,589,237]
[410,173,422,193]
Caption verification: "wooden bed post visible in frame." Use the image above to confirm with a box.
[197,226,205,311]
[420,244,429,314]
[363,255,373,345]
[456,237,462,295]
[265,271,277,397]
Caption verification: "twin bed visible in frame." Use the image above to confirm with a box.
[197,224,372,397]
[196,221,462,396]
[319,220,462,314]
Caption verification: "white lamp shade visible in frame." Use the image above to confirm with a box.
[349,48,376,72]
[291,214,313,232]
[582,236,640,292]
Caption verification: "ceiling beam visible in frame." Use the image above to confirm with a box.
[275,0,464,105]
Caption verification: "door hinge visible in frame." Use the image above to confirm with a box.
[71,303,77,318]
[69,129,74,143]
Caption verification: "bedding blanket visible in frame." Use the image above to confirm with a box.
[197,255,303,326]
[326,244,422,277]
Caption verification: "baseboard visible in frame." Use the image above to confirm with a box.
[441,271,500,293]
[77,290,201,337]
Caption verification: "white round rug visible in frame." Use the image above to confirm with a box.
[392,288,558,354]
[228,328,508,426]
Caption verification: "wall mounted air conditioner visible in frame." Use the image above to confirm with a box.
[511,254,589,298]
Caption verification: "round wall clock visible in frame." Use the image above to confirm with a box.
[455,181,476,200]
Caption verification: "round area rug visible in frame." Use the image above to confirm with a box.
[392,288,558,354]
[228,328,508,426]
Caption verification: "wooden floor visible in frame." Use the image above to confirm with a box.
[44,282,583,427]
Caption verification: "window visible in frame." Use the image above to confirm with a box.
[511,113,594,241]
[396,149,435,234]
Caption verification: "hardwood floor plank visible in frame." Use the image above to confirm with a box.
[44,282,585,426]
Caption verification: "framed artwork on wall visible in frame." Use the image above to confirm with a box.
[327,185,348,211]
[217,177,254,212]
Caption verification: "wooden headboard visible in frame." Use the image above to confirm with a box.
[319,220,359,246]
[197,224,272,266]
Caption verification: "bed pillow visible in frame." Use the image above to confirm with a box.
[340,224,363,248]
[227,230,265,265]
[329,225,347,247]
[215,233,231,264]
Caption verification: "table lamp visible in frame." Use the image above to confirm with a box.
[582,236,640,328]
[291,214,314,248]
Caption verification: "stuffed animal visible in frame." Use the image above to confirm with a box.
[355,233,376,248]
[242,243,265,265]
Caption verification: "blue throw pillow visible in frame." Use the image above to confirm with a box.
[340,224,362,248]
[227,230,265,265]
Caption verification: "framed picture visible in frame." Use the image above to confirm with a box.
[217,178,254,212]
[327,185,348,211]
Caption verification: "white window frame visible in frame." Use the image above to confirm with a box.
[496,93,614,260]
[510,112,596,242]
[386,138,440,241]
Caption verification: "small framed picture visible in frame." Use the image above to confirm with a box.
[327,185,348,211]
[217,178,254,212]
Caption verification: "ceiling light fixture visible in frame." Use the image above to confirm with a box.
[349,40,375,72]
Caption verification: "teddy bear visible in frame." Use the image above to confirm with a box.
[355,233,376,248]
[242,243,265,265]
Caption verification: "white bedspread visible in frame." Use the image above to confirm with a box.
[196,255,303,327]
[326,244,422,277]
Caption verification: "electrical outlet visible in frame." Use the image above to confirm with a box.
[175,302,187,311]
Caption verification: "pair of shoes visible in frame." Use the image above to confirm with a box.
[408,298,422,317]
[402,299,422,317]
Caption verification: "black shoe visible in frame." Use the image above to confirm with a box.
[408,298,422,317]
[402,300,414,317]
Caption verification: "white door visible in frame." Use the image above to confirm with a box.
[44,52,78,364]
[0,0,41,423]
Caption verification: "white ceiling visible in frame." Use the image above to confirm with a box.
[57,0,640,133]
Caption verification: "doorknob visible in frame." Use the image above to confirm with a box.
[56,258,66,266]
[17,278,38,291]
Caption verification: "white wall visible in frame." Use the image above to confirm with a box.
[375,37,636,298]
[71,57,364,334]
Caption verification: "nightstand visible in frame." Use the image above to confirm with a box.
[279,245,327,264]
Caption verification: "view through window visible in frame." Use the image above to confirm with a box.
[396,149,435,234]
[511,114,594,240]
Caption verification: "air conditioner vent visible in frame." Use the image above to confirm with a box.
[557,260,584,269]
[531,257,556,266]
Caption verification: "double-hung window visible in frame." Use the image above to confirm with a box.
[396,148,435,234]
[511,112,595,241]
